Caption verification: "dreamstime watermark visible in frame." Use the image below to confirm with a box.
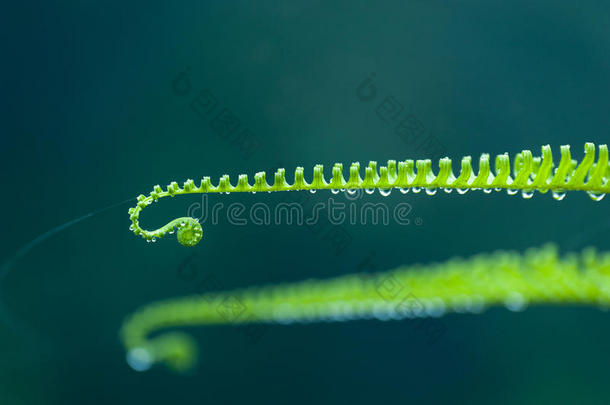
[357,251,447,345]
[172,67,263,160]
[186,189,423,227]
[356,73,447,161]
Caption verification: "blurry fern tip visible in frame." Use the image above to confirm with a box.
[122,142,609,372]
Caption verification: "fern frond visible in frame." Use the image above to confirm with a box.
[120,244,610,372]
[127,143,610,246]
[122,142,610,372]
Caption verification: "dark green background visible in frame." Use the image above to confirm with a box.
[2,1,610,404]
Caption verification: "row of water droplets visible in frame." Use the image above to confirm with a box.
[214,185,604,200]
[270,290,533,325]
[305,186,605,201]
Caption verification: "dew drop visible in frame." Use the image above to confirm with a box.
[507,189,518,195]
[372,303,392,321]
[483,188,492,194]
[346,189,357,195]
[399,188,410,194]
[587,191,606,201]
[504,292,528,312]
[426,298,446,318]
[552,191,566,201]
[412,187,421,193]
[129,225,135,231]
[146,239,151,243]
[169,230,174,234]
[276,317,295,325]
[443,188,453,193]
[151,238,156,243]
[425,188,437,195]
[379,188,392,197]
[309,189,316,194]
[126,348,153,372]
[365,188,375,195]
[521,190,534,199]
[467,296,486,314]
[331,189,340,194]
[456,188,468,194]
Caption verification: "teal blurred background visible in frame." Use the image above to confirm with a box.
[2,1,610,404]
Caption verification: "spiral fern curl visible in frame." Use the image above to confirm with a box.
[122,142,609,372]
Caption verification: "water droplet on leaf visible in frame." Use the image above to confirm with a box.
[521,190,534,199]
[587,191,605,201]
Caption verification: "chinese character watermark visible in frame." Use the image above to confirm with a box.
[172,67,263,160]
